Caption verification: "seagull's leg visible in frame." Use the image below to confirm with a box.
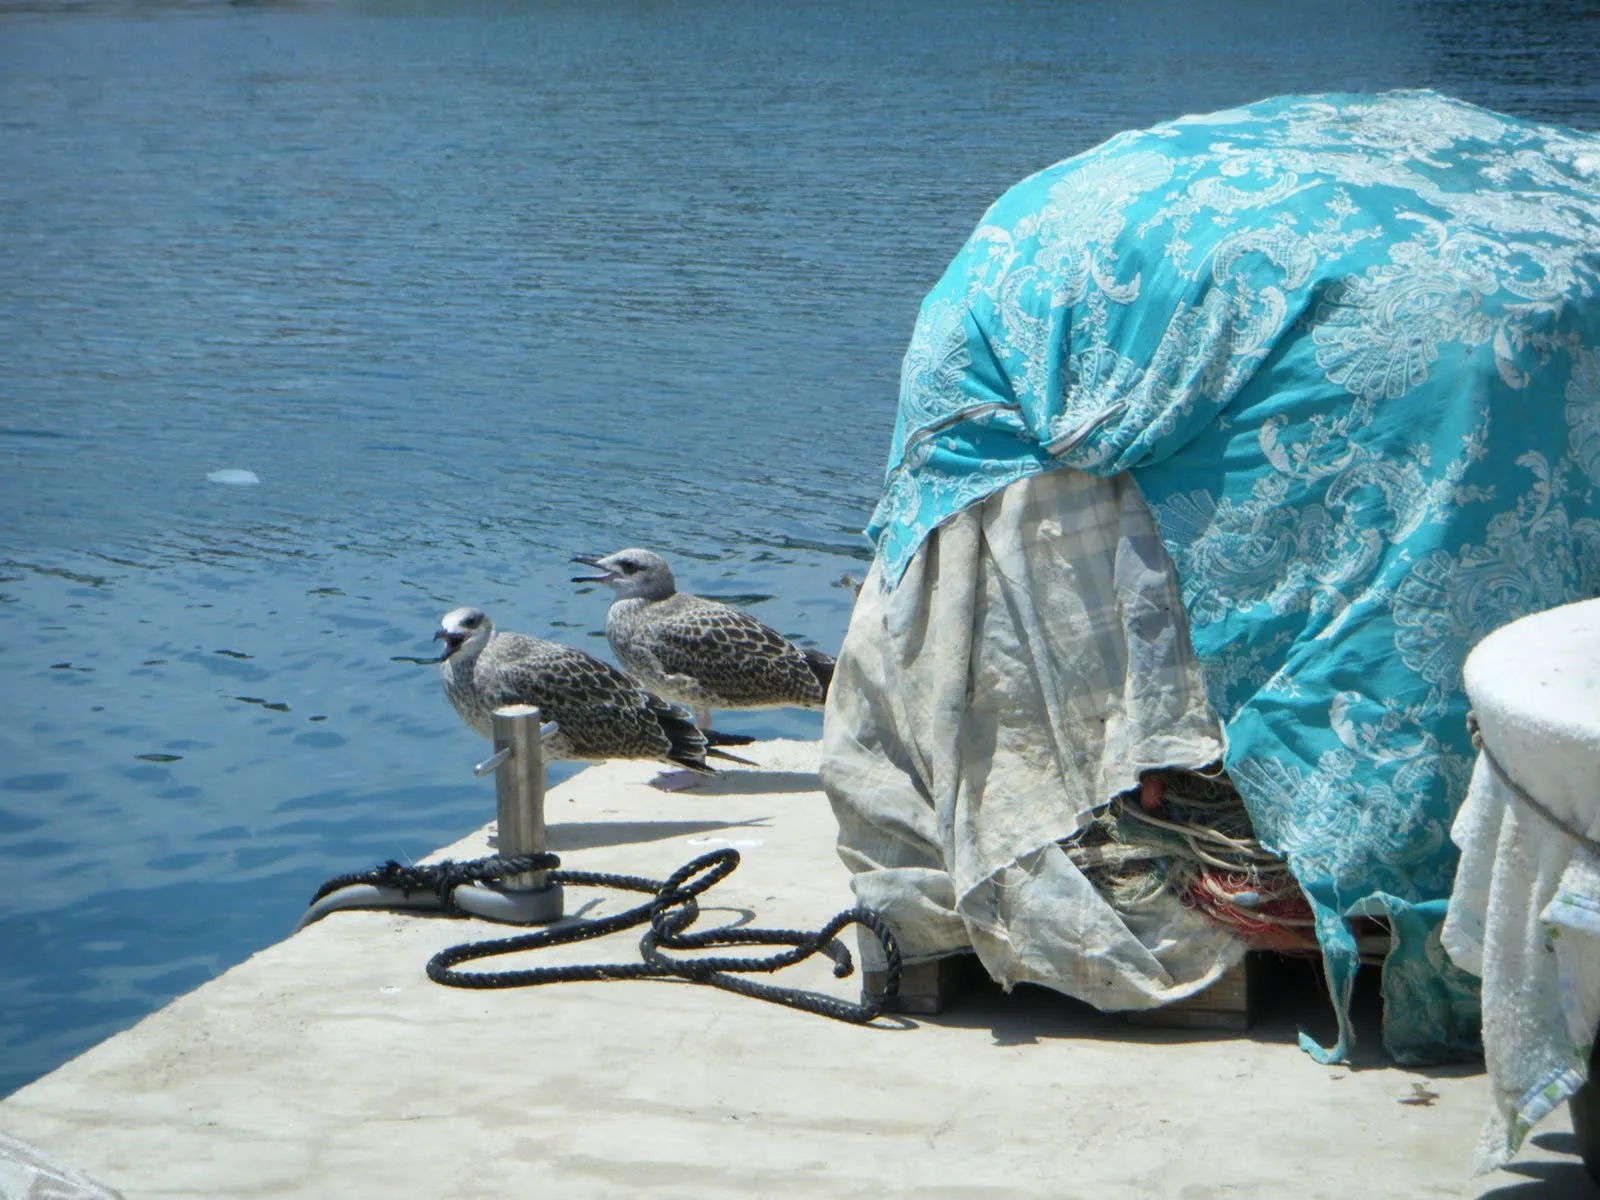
[649,769,704,792]
[695,707,712,731]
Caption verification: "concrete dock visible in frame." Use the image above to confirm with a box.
[0,740,1589,1198]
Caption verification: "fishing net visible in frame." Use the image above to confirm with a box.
[1061,767,1319,955]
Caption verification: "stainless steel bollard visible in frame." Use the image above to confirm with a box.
[490,705,550,891]
[462,704,564,924]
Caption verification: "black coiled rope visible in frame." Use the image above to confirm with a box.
[310,853,559,915]
[308,847,902,1024]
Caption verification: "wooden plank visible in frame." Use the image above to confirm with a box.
[861,950,978,1016]
[1126,955,1259,1032]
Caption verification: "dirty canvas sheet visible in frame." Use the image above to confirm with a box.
[1444,749,1600,1172]
[821,467,1244,1009]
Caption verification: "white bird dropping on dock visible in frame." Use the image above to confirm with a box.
[433,606,716,778]
[570,549,835,730]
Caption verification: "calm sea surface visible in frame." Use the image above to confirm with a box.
[2,0,1596,1097]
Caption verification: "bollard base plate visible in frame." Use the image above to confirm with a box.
[454,881,565,925]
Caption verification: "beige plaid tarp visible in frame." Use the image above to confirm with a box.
[822,468,1242,1009]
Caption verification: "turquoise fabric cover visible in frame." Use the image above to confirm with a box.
[866,90,1600,1062]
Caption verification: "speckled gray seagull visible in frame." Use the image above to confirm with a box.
[570,548,835,730]
[433,606,724,786]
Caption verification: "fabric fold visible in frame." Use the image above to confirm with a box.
[824,468,1239,1009]
[849,88,1600,1061]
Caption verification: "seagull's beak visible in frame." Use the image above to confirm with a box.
[433,629,465,659]
[570,554,616,584]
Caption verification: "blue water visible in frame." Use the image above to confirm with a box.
[2,0,1596,1098]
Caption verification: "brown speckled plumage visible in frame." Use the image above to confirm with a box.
[435,607,712,773]
[607,591,831,712]
[571,549,834,717]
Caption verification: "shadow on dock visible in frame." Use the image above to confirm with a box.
[546,817,772,852]
[689,769,822,796]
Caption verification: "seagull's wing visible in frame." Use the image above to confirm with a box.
[648,598,827,708]
[488,634,709,770]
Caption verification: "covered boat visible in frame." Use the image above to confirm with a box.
[822,90,1600,1066]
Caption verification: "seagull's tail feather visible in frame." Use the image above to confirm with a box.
[652,698,716,774]
[667,754,718,775]
[703,728,757,747]
[706,747,757,767]
[803,648,836,699]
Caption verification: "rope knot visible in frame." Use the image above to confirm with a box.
[413,848,904,1023]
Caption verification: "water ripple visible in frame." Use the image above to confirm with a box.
[2,0,1596,1098]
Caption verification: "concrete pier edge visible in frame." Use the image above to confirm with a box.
[0,740,1584,1199]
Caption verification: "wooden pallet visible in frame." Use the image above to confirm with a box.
[861,948,1262,1029]
[860,950,977,1015]
[1125,954,1259,1032]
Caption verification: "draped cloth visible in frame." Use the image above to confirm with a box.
[831,90,1600,1062]
[1443,751,1600,1170]
[824,468,1241,1010]
[1442,599,1600,1170]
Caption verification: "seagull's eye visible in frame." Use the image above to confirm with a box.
[461,615,481,629]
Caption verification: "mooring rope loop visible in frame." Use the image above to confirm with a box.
[308,853,560,916]
[308,848,902,1025]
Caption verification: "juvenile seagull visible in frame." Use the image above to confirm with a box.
[570,549,835,730]
[433,606,718,787]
